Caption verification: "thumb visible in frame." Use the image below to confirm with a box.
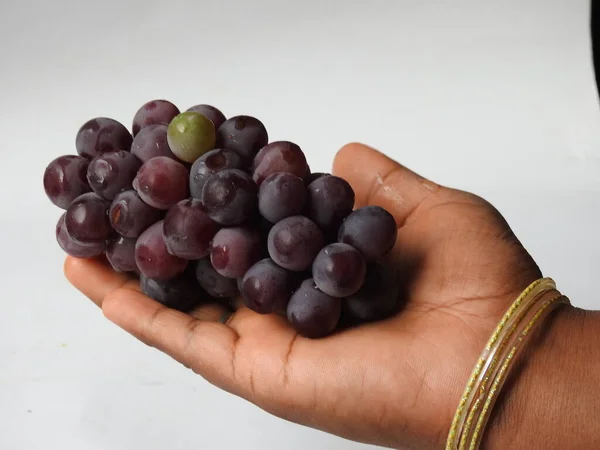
[332,143,440,225]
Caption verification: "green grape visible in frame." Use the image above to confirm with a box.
[167,112,216,163]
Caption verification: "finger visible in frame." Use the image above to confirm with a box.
[332,143,440,225]
[64,256,139,307]
[102,288,240,392]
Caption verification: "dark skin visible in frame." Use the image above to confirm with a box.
[64,143,599,449]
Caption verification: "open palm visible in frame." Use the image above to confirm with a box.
[65,143,541,450]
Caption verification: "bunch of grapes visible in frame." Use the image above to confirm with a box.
[43,100,401,338]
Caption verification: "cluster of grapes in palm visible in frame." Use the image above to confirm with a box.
[43,100,400,338]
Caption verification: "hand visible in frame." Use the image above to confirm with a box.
[65,143,542,449]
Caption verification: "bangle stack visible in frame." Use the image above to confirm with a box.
[446,278,570,450]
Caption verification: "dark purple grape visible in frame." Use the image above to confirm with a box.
[338,206,398,262]
[307,175,355,232]
[65,192,112,243]
[109,190,162,238]
[210,227,262,278]
[43,155,92,209]
[201,169,257,225]
[105,236,137,273]
[86,150,142,200]
[56,213,105,258]
[130,123,178,163]
[304,172,329,186]
[195,258,238,298]
[252,141,309,186]
[216,116,268,163]
[162,199,220,260]
[189,149,244,199]
[346,262,400,321]
[267,216,324,271]
[287,279,342,338]
[132,99,180,136]
[132,156,189,210]
[241,258,295,314]
[312,243,366,298]
[135,221,188,281]
[258,172,307,223]
[75,117,133,160]
[186,104,226,131]
[140,268,204,312]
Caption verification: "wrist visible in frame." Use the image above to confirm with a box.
[482,305,600,449]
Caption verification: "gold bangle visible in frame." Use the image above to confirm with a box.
[467,293,569,449]
[446,278,570,450]
[458,281,556,450]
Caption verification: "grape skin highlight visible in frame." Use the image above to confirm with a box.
[287,278,342,338]
[267,216,324,271]
[258,172,307,224]
[56,213,105,258]
[135,221,188,281]
[132,99,180,136]
[201,169,258,225]
[75,117,133,160]
[109,190,162,238]
[210,226,262,279]
[162,199,220,260]
[86,150,142,200]
[216,115,268,164]
[338,206,397,262]
[130,123,179,163]
[312,243,366,298]
[44,155,92,209]
[133,156,190,210]
[241,258,295,314]
[64,192,113,243]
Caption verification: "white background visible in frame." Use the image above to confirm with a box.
[1,0,598,449]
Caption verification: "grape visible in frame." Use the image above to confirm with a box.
[195,258,238,298]
[75,117,133,160]
[258,172,307,223]
[210,226,262,278]
[105,236,137,273]
[140,268,204,312]
[241,258,294,314]
[338,206,397,262]
[43,155,92,209]
[346,262,400,321]
[65,192,112,243]
[287,279,342,338]
[189,149,244,199]
[132,156,189,210]
[307,175,355,232]
[186,104,226,131]
[130,123,178,163]
[86,150,142,200]
[109,190,162,238]
[55,213,105,258]
[252,141,309,185]
[201,169,257,225]
[312,243,366,297]
[135,221,188,280]
[132,99,180,136]
[167,112,216,163]
[216,116,268,163]
[304,172,329,186]
[162,199,220,260]
[267,216,324,271]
